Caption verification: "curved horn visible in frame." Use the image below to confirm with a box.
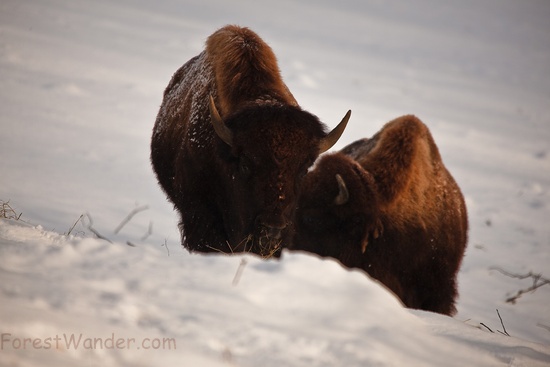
[334,174,349,206]
[209,95,233,147]
[319,110,351,153]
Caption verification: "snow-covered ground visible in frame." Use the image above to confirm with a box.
[1,0,549,366]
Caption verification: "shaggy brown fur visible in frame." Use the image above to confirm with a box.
[151,25,349,257]
[291,115,468,315]
[206,26,298,116]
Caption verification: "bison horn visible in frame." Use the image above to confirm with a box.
[334,174,349,206]
[209,95,233,147]
[319,110,351,153]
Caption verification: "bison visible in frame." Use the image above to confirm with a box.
[290,115,468,315]
[151,25,350,257]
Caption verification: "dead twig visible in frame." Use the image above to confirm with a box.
[490,267,550,304]
[232,258,248,286]
[496,309,510,337]
[88,227,112,243]
[83,213,112,243]
[140,221,153,241]
[478,310,510,336]
[161,239,170,256]
[204,240,250,285]
[66,214,84,236]
[1,200,23,220]
[480,323,494,333]
[114,205,149,234]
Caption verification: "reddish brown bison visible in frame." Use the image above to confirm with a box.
[151,25,350,257]
[290,115,468,315]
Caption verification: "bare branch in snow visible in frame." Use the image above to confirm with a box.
[490,267,550,304]
[496,309,510,337]
[140,221,153,241]
[480,323,493,333]
[1,200,23,221]
[114,205,149,234]
[161,238,170,256]
[232,258,248,286]
[83,212,112,243]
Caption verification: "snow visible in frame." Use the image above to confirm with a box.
[1,0,549,366]
[1,220,548,367]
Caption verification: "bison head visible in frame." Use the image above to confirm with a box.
[209,97,350,257]
[291,153,382,259]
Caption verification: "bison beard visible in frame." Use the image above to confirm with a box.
[150,25,350,257]
[291,115,468,315]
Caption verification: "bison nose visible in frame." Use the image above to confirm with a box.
[261,224,286,240]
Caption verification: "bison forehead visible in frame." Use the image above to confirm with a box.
[227,103,325,152]
[274,122,321,157]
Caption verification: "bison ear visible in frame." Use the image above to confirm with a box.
[209,95,233,147]
[334,174,349,206]
[319,110,351,153]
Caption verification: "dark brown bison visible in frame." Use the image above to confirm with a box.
[290,115,468,315]
[151,25,350,257]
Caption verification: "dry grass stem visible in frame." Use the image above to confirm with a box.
[1,200,23,220]
[66,214,84,236]
[205,233,281,260]
[161,239,170,256]
[114,205,149,234]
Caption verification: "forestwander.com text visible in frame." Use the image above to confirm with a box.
[1,332,176,351]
